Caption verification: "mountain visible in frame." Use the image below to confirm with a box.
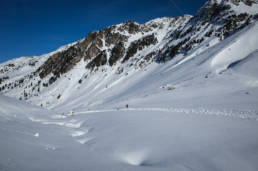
[1,1,258,170]
[0,0,257,110]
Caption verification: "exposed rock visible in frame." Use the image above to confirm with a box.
[49,76,57,85]
[38,45,82,79]
[0,76,9,84]
[86,50,107,70]
[143,52,156,62]
[84,43,101,61]
[116,67,124,74]
[37,26,128,83]
[118,20,141,34]
[122,34,158,63]
[230,0,258,6]
[109,42,125,66]
[7,64,15,67]
[79,31,103,60]
[103,30,128,46]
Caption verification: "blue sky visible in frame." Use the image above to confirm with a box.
[0,0,206,63]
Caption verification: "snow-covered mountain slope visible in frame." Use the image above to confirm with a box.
[50,21,258,113]
[1,0,258,170]
[0,15,191,106]
[0,0,257,109]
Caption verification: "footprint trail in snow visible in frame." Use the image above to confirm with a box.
[28,113,94,145]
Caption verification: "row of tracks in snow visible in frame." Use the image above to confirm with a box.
[70,107,258,121]
[27,107,258,146]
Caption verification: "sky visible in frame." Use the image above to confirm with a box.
[0,0,207,63]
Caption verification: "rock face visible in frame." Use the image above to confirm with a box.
[37,26,129,78]
[35,19,171,81]
[0,0,257,107]
[122,34,158,63]
[109,42,125,66]
[155,0,258,62]
[86,51,108,70]
[38,46,82,79]
[230,0,258,6]
[117,20,141,34]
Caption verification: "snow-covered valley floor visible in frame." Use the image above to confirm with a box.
[1,86,258,171]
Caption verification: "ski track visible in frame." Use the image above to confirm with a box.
[27,106,258,146]
[71,107,258,121]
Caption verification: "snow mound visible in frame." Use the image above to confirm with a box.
[117,149,150,166]
[211,22,258,73]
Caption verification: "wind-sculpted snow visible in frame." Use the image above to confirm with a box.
[211,22,258,73]
[1,93,258,170]
[116,149,150,166]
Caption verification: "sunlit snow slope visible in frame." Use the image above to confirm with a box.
[1,0,257,108]
[1,0,258,170]
[0,21,258,171]
[52,21,258,114]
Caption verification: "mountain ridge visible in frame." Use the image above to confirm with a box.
[0,0,257,109]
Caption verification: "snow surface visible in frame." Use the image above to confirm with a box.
[1,92,258,170]
[1,2,258,169]
[1,21,258,170]
[229,1,258,15]
[211,22,258,73]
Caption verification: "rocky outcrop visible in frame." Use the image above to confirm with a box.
[102,27,128,46]
[35,18,163,83]
[122,34,158,63]
[117,20,141,34]
[37,24,129,81]
[109,42,125,66]
[155,0,258,62]
[79,32,103,61]
[230,0,258,6]
[38,45,82,79]
[86,50,107,70]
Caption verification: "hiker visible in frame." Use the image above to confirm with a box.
[69,110,74,116]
